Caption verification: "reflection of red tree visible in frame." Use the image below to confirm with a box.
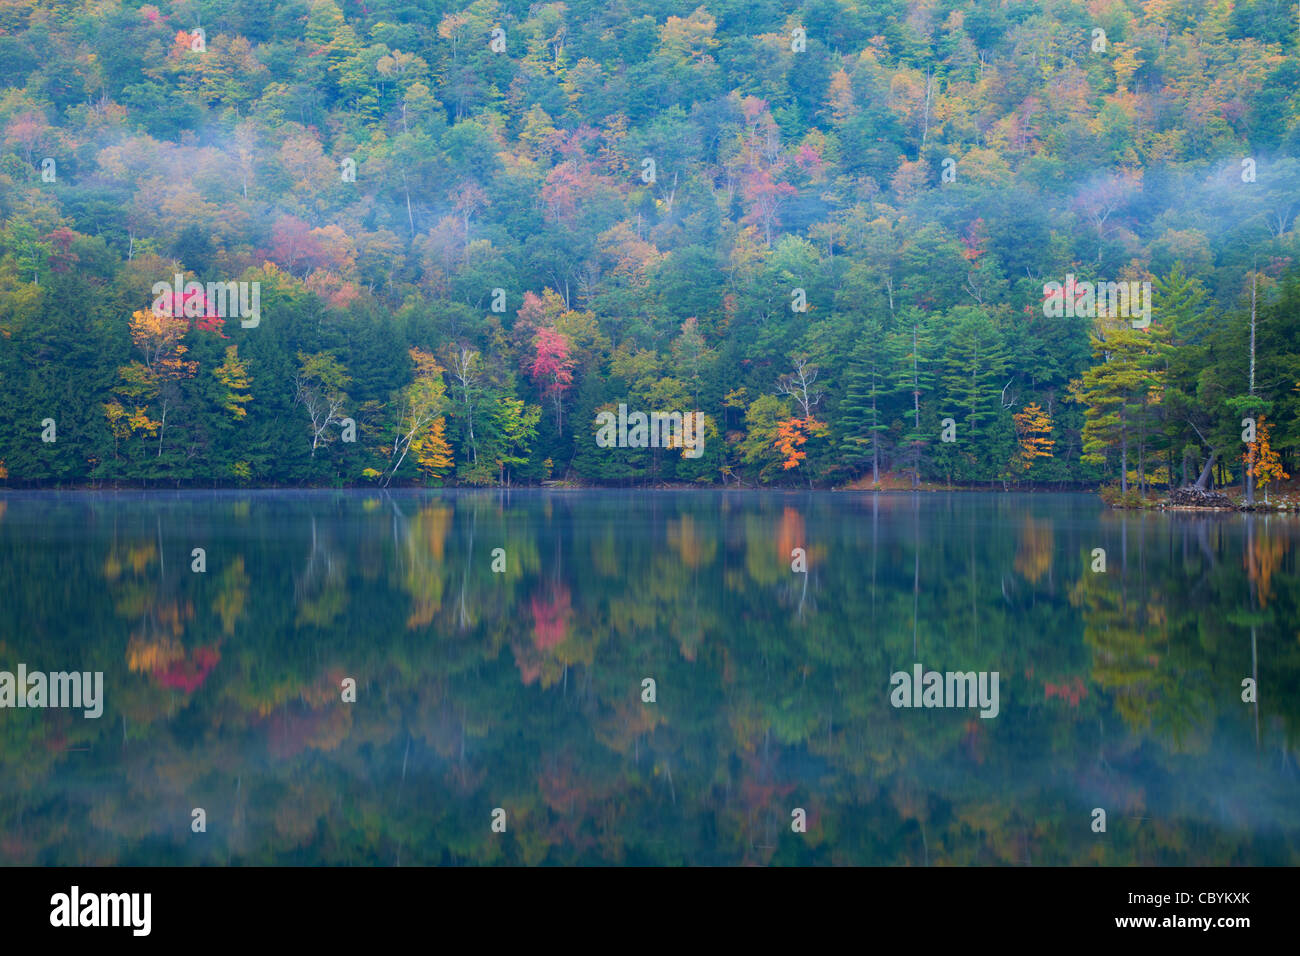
[0,833,31,863]
[537,760,599,852]
[530,586,571,650]
[737,746,798,827]
[1044,677,1087,707]
[962,719,986,764]
[153,645,220,692]
[538,760,588,815]
[265,706,349,759]
[513,649,543,686]
[739,776,797,810]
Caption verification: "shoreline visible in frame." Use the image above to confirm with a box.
[1,481,1294,512]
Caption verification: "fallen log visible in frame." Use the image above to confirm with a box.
[1166,486,1236,509]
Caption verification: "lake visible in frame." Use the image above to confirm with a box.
[0,490,1296,865]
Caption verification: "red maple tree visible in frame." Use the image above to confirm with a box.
[530,326,574,431]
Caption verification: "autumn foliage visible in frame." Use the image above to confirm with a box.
[530,325,575,430]
[1013,402,1055,469]
[775,417,827,471]
[1243,415,1289,500]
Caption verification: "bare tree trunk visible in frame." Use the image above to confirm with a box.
[1138,400,1146,497]
[1245,271,1258,505]
[912,321,920,489]
[920,69,932,151]
[1193,451,1213,489]
[402,171,415,237]
[871,387,879,484]
[1120,431,1128,495]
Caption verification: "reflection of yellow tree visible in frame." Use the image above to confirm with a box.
[602,512,726,662]
[1071,571,1181,736]
[126,600,194,677]
[296,581,345,628]
[103,541,158,614]
[212,556,249,634]
[295,558,346,628]
[740,507,822,587]
[593,692,666,754]
[667,514,717,569]
[127,632,184,673]
[403,504,451,629]
[104,538,201,677]
[1245,523,1289,609]
[234,669,348,719]
[102,541,156,580]
[590,527,625,579]
[1013,516,1053,584]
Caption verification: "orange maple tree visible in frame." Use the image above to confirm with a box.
[775,417,827,471]
[1243,415,1289,503]
[1012,402,1055,469]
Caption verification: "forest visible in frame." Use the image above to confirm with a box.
[1,0,1299,492]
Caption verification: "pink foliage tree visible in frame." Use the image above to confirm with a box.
[530,326,575,431]
[742,168,796,245]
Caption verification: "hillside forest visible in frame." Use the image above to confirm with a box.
[1,0,1299,493]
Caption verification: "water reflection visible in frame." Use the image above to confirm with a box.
[0,490,1296,865]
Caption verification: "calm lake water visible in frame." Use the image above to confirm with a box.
[0,490,1296,865]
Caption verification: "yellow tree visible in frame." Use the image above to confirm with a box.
[129,307,195,378]
[124,307,197,456]
[213,345,253,419]
[103,401,138,460]
[411,417,454,479]
[106,359,165,458]
[106,364,156,458]
[385,348,450,485]
[1012,401,1055,475]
